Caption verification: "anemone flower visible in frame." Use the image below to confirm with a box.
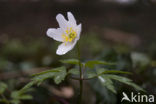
[47,12,82,55]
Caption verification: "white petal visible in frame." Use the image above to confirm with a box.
[67,12,76,25]
[46,28,63,42]
[56,14,68,30]
[76,24,82,40]
[56,40,77,55]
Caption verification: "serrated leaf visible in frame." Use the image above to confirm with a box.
[21,67,67,92]
[98,76,116,93]
[20,81,36,92]
[86,70,97,79]
[85,60,115,68]
[104,75,145,92]
[11,90,33,102]
[96,68,106,74]
[68,68,79,75]
[0,82,7,94]
[32,66,66,85]
[101,70,131,75]
[53,67,67,84]
[60,59,80,65]
[88,69,131,79]
[97,68,131,75]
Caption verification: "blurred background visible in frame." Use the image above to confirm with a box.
[0,0,156,104]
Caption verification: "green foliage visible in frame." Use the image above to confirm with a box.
[98,76,116,93]
[85,69,97,79]
[60,59,80,65]
[87,68,131,79]
[99,70,131,75]
[21,81,36,92]
[98,74,144,94]
[85,60,115,68]
[0,82,33,104]
[21,66,67,91]
[11,89,33,104]
[0,82,8,94]
[106,75,145,91]
[85,68,143,94]
[68,68,80,75]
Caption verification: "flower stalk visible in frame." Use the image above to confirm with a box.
[77,42,83,104]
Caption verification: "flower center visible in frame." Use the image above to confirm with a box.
[62,27,77,43]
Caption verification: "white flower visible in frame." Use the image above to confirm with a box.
[46,12,82,55]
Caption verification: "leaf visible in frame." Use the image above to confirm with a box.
[21,66,67,91]
[53,67,67,84]
[86,70,97,79]
[60,59,80,65]
[20,67,67,92]
[68,68,79,75]
[11,99,20,104]
[87,68,131,79]
[98,74,144,94]
[104,75,145,92]
[98,76,116,93]
[85,60,115,68]
[20,81,36,92]
[33,66,66,84]
[96,68,106,74]
[97,68,131,75]
[11,89,33,103]
[0,82,7,94]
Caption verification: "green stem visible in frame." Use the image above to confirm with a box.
[77,42,83,104]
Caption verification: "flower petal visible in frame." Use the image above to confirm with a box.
[56,40,77,55]
[67,12,76,26]
[76,24,82,40]
[56,14,68,30]
[46,28,63,42]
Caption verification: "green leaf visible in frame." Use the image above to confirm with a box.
[98,76,116,93]
[68,68,79,75]
[33,66,66,84]
[97,68,131,75]
[85,60,115,68]
[60,59,80,65]
[0,82,7,94]
[96,68,106,74]
[20,81,36,92]
[21,66,67,91]
[104,75,145,92]
[86,70,97,79]
[11,99,20,104]
[87,68,131,79]
[11,90,33,101]
[20,67,66,91]
[53,67,67,84]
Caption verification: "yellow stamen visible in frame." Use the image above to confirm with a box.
[62,27,77,44]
